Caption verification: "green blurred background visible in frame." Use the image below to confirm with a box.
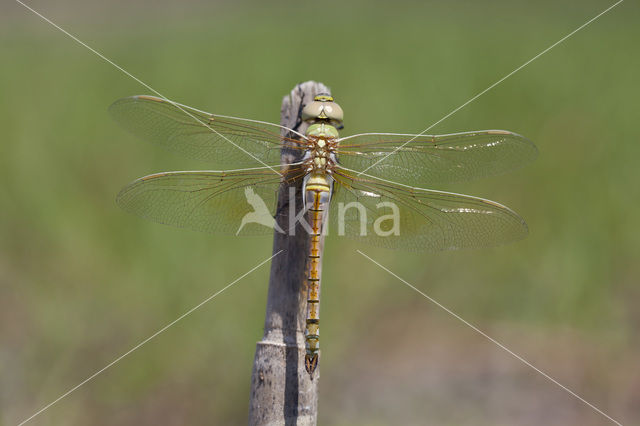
[1,0,638,424]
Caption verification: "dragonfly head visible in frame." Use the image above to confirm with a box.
[302,93,344,129]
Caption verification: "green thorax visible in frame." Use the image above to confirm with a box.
[306,122,339,139]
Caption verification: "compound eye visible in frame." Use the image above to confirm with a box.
[302,101,324,121]
[302,100,344,126]
[323,103,343,122]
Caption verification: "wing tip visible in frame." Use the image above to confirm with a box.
[487,129,539,162]
[108,95,164,111]
[135,95,165,103]
[486,129,513,136]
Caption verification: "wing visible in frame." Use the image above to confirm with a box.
[110,95,308,169]
[328,168,528,251]
[335,130,537,185]
[117,166,306,235]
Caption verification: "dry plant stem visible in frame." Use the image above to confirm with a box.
[248,81,330,426]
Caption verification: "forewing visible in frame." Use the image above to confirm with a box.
[329,169,528,251]
[110,95,308,169]
[336,130,537,185]
[117,168,300,235]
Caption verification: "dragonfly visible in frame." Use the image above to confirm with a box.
[110,93,537,376]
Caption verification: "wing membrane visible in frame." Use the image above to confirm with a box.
[117,164,528,247]
[117,166,305,235]
[110,95,308,169]
[329,168,528,251]
[336,130,537,185]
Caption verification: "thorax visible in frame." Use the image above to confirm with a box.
[302,122,337,203]
[303,122,338,175]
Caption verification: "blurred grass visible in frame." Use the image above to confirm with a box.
[1,0,639,424]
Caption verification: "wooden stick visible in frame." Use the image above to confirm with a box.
[248,81,330,425]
